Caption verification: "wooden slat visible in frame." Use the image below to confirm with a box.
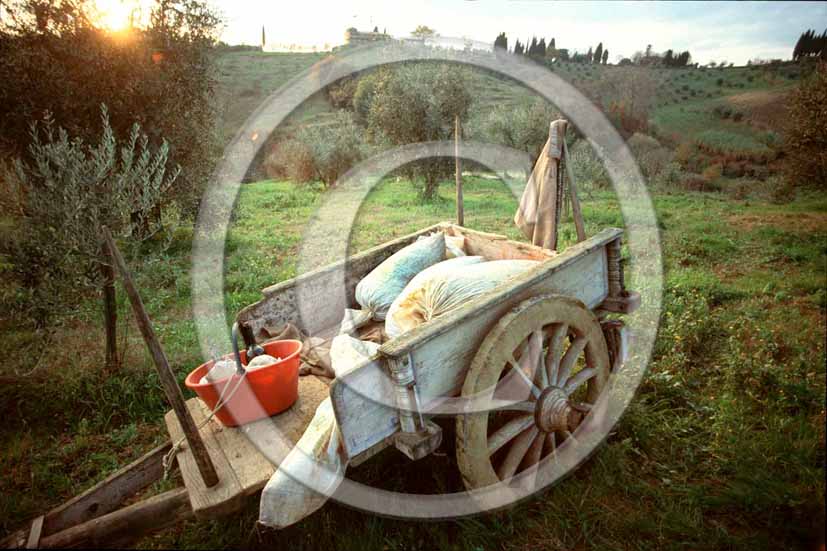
[1,443,171,549]
[164,401,243,519]
[38,489,192,549]
[25,516,43,549]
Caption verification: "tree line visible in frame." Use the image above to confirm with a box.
[494,32,608,64]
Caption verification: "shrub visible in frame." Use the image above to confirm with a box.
[568,139,611,190]
[716,78,724,86]
[268,111,369,187]
[783,62,827,189]
[678,172,708,191]
[732,112,744,122]
[468,98,561,164]
[702,163,723,183]
[5,106,179,353]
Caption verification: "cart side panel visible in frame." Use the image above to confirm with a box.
[237,223,446,338]
[380,228,622,410]
[415,246,609,408]
[329,356,399,458]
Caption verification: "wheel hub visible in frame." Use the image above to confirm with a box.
[535,387,579,433]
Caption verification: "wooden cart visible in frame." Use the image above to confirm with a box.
[3,222,638,548]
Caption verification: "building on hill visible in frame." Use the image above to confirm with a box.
[344,27,390,46]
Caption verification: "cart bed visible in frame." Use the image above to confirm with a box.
[165,375,330,519]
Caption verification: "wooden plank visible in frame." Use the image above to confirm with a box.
[38,488,192,549]
[445,225,555,261]
[329,356,400,459]
[237,223,445,338]
[41,442,170,536]
[164,401,243,519]
[25,516,43,549]
[104,229,218,488]
[206,375,330,496]
[1,443,172,548]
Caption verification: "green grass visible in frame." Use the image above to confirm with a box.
[1,176,824,549]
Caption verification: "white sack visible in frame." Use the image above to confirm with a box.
[445,235,467,258]
[418,232,466,258]
[199,359,236,385]
[385,256,486,338]
[338,308,372,336]
[259,398,346,529]
[355,232,445,321]
[329,333,380,377]
[247,354,281,370]
[386,259,539,337]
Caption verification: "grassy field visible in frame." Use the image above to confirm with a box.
[1,174,824,549]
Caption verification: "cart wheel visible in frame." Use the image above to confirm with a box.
[456,294,610,490]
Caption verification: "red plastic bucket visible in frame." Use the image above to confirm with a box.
[185,340,301,427]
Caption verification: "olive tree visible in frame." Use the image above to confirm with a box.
[363,63,472,200]
[7,106,180,368]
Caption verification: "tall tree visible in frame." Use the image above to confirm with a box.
[663,49,674,66]
[586,46,593,64]
[513,38,524,55]
[537,37,546,58]
[261,25,265,48]
[602,49,609,65]
[528,36,538,57]
[494,31,508,51]
[593,42,603,64]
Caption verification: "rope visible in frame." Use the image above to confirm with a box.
[161,370,249,479]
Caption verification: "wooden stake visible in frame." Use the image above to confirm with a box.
[455,115,464,226]
[562,137,587,242]
[102,229,219,488]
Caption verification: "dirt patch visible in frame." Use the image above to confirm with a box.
[728,211,827,233]
[726,90,790,133]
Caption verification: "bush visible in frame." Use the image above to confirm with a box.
[783,62,827,189]
[678,172,709,191]
[467,97,560,164]
[267,111,368,187]
[568,139,611,190]
[5,106,180,329]
[702,163,723,183]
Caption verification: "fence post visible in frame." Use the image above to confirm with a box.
[455,115,464,226]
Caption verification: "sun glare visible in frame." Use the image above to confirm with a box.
[93,0,136,32]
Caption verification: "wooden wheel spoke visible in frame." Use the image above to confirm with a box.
[487,414,534,456]
[534,331,549,389]
[497,426,538,480]
[557,336,587,387]
[546,323,568,385]
[563,430,579,446]
[523,433,544,469]
[564,367,597,396]
[508,356,541,399]
[488,400,535,413]
[545,432,556,455]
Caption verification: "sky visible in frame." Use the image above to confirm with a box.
[214,0,827,64]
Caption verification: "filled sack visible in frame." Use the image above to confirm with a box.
[355,232,445,321]
[386,259,539,337]
[259,398,345,529]
[329,333,380,377]
[385,256,486,337]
